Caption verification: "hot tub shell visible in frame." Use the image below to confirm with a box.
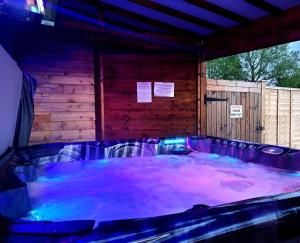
[1,136,300,242]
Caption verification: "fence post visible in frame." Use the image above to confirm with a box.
[260,81,266,144]
[289,90,292,148]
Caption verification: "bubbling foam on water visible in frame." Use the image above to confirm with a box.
[23,152,300,224]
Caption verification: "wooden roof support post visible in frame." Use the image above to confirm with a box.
[197,51,207,136]
[94,2,105,141]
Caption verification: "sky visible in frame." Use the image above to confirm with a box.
[290,40,300,52]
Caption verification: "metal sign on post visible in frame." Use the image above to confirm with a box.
[230,105,243,118]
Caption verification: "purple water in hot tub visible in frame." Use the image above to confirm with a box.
[23,152,300,224]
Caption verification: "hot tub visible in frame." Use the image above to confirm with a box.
[1,136,300,242]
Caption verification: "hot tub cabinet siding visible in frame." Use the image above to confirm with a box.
[17,40,199,144]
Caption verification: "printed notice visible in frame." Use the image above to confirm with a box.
[154,82,174,97]
[230,105,243,118]
[137,82,152,103]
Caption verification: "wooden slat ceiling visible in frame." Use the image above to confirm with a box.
[100,0,299,35]
[53,0,300,59]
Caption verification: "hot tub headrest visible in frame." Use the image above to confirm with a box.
[16,143,64,161]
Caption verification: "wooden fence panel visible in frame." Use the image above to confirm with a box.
[262,88,300,149]
[244,92,250,141]
[248,94,253,142]
[263,89,278,145]
[206,80,262,143]
[206,79,300,148]
[256,94,262,143]
[252,93,261,143]
[210,91,217,137]
[206,90,212,138]
[216,92,222,138]
[231,92,237,140]
[221,92,227,139]
[291,90,300,149]
[226,91,232,140]
[236,92,241,140]
[240,92,246,141]
[277,90,291,147]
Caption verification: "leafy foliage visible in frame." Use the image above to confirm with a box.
[207,44,300,88]
[207,55,243,80]
[279,69,300,88]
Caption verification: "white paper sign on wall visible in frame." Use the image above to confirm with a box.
[137,82,152,103]
[154,82,174,97]
[230,105,243,118]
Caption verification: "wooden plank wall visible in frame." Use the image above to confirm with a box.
[263,87,300,149]
[17,41,96,144]
[102,54,197,140]
[206,80,262,143]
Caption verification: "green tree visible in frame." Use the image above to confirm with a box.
[280,69,300,88]
[239,44,299,83]
[207,55,243,80]
[207,44,300,87]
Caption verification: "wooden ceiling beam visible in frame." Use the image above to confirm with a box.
[202,5,300,61]
[50,1,200,51]
[54,16,198,53]
[185,0,251,25]
[101,4,201,37]
[103,18,164,34]
[57,0,99,18]
[129,0,224,31]
[245,0,282,15]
